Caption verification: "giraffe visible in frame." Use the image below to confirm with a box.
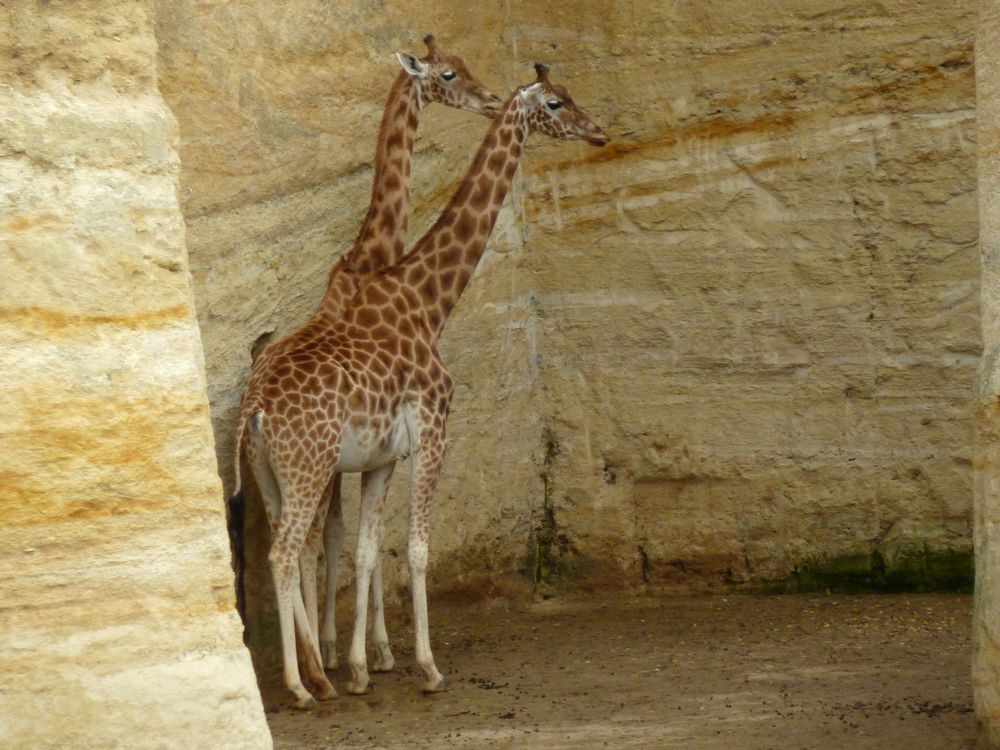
[309,34,500,676]
[230,35,499,708]
[236,63,607,708]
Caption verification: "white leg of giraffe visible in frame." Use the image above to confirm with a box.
[291,572,335,700]
[250,426,334,704]
[269,509,318,709]
[320,473,344,669]
[268,453,338,708]
[346,462,395,695]
[409,429,447,693]
[300,476,334,649]
[370,515,395,672]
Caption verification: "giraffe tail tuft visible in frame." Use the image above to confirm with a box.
[227,489,247,627]
[228,405,260,629]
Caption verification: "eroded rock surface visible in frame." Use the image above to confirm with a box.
[517,0,978,591]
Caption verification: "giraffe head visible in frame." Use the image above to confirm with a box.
[395,35,502,118]
[518,63,610,146]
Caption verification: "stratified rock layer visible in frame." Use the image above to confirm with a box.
[0,2,271,747]
[516,0,978,590]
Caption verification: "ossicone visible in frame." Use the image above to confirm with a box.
[424,34,439,57]
[534,63,550,84]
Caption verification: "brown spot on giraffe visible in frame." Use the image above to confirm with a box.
[454,209,476,242]
[487,150,506,174]
[354,306,380,329]
[439,244,462,268]
[418,275,439,305]
[471,174,492,210]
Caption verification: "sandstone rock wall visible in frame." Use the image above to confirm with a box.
[0,2,270,746]
[975,1,1000,744]
[158,0,977,662]
[513,0,978,590]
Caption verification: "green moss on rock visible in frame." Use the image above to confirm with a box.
[770,545,973,594]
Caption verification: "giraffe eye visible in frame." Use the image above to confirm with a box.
[546,99,563,110]
[442,71,457,81]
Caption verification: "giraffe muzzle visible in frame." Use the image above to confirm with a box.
[482,95,502,118]
[585,130,610,147]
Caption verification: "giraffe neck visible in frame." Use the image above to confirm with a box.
[318,71,422,319]
[392,96,529,339]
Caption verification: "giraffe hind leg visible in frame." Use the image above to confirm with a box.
[408,429,448,693]
[269,513,318,709]
[300,475,334,658]
[320,473,345,669]
[246,425,281,532]
[346,462,395,695]
[258,434,336,707]
[370,519,395,673]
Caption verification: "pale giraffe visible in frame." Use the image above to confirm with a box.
[236,63,607,707]
[230,36,499,707]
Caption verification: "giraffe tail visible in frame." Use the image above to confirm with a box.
[232,410,247,497]
[228,404,260,629]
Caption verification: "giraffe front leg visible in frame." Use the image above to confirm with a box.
[346,463,395,695]
[409,433,448,694]
[320,474,344,669]
[370,538,395,673]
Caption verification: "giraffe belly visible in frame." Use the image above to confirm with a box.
[336,408,417,474]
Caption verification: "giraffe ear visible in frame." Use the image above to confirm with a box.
[395,52,428,78]
[518,82,544,104]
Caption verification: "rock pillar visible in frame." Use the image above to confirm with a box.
[0,2,272,747]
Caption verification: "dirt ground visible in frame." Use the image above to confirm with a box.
[263,594,973,749]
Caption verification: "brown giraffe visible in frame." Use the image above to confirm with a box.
[231,36,499,708]
[310,35,499,677]
[237,63,607,707]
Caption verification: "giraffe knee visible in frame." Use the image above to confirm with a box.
[355,534,379,573]
[269,548,296,580]
[408,542,429,575]
[324,512,346,545]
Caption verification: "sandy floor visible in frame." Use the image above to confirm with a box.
[263,594,973,749]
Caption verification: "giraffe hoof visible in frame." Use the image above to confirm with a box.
[422,677,450,694]
[314,681,337,701]
[347,679,374,696]
[294,694,317,710]
[372,651,395,673]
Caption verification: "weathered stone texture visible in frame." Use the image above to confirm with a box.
[0,2,270,747]
[161,0,977,663]
[513,0,978,590]
[975,1,1000,745]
